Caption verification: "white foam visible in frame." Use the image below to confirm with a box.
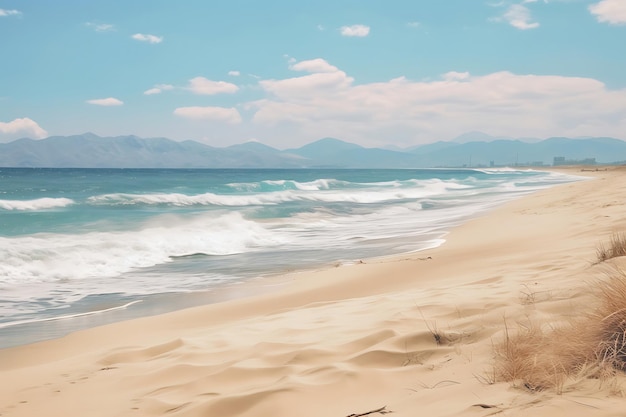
[0,300,143,329]
[0,212,284,285]
[0,169,589,331]
[228,178,344,192]
[0,197,74,211]
[473,167,519,174]
[87,179,476,207]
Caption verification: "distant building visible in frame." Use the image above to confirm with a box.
[553,156,596,166]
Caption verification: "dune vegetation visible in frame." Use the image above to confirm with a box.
[496,234,626,393]
[597,233,626,263]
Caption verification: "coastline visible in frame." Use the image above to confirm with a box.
[0,167,574,350]
[1,166,625,416]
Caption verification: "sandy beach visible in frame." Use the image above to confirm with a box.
[1,167,626,417]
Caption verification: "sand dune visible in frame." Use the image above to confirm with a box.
[2,167,626,416]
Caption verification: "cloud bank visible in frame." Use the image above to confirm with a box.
[246,58,626,147]
[174,106,242,124]
[0,118,48,142]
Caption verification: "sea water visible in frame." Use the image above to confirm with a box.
[0,168,583,347]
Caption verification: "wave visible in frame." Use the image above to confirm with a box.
[227,178,345,192]
[472,167,528,174]
[0,177,510,287]
[0,197,74,211]
[87,179,475,207]
[0,212,284,285]
[0,168,587,334]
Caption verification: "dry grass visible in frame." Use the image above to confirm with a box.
[593,268,626,370]
[494,320,596,393]
[597,232,626,263]
[495,267,626,393]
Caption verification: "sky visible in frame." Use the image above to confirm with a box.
[0,0,625,149]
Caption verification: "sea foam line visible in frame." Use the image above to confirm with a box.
[0,197,74,211]
[0,300,143,329]
[86,180,471,207]
[0,211,283,284]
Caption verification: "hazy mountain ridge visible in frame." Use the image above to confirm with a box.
[0,133,625,168]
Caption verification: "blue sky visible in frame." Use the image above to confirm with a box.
[1,0,625,148]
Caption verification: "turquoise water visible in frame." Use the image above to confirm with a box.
[0,168,583,346]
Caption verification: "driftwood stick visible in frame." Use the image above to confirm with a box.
[346,405,390,417]
[472,404,498,409]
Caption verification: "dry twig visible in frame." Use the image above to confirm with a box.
[346,406,392,417]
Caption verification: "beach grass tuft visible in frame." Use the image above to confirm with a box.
[597,232,626,263]
[496,265,626,393]
[593,268,626,370]
[494,320,591,393]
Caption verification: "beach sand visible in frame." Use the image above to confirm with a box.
[2,167,626,417]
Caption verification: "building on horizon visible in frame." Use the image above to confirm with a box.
[553,156,596,166]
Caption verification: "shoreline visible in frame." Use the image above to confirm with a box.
[0,168,578,350]
[2,166,625,417]
[0,274,285,350]
[2,167,561,350]
[0,167,574,350]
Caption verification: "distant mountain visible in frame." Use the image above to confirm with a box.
[452,131,499,143]
[1,134,220,168]
[0,133,624,168]
[452,131,542,144]
[286,137,417,168]
[226,141,280,153]
[407,141,457,154]
[0,134,305,168]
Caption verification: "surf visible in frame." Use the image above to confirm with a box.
[0,197,74,211]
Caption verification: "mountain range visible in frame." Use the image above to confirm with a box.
[1,133,625,168]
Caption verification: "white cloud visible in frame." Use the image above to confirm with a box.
[187,77,239,95]
[283,54,297,65]
[589,0,626,24]
[85,22,115,32]
[228,70,241,77]
[289,58,339,73]
[407,22,421,28]
[246,59,626,147]
[502,4,540,29]
[143,84,174,95]
[442,71,471,81]
[340,24,370,37]
[86,97,124,106]
[0,9,21,17]
[259,59,353,100]
[0,118,47,142]
[131,33,163,44]
[174,106,242,124]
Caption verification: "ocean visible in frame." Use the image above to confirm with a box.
[0,168,583,348]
